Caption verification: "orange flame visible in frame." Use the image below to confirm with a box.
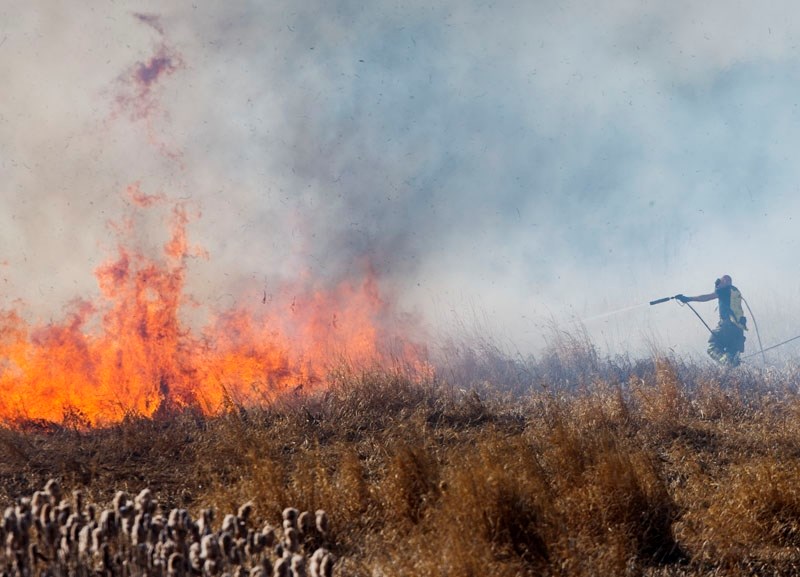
[0,196,425,426]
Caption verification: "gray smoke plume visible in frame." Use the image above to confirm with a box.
[3,1,800,360]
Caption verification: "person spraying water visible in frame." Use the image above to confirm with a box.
[674,275,747,366]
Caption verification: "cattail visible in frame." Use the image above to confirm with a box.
[131,513,148,546]
[68,515,83,543]
[5,531,16,559]
[283,527,299,553]
[260,524,276,549]
[31,491,48,519]
[91,527,104,553]
[149,515,166,545]
[235,537,247,564]
[319,553,334,577]
[135,488,154,514]
[297,511,312,536]
[281,508,298,531]
[167,551,184,577]
[78,523,94,556]
[168,508,191,541]
[99,542,113,573]
[244,528,258,557]
[273,555,290,577]
[38,502,52,529]
[15,499,32,534]
[314,511,328,537]
[204,558,220,576]
[99,509,117,538]
[65,512,81,533]
[73,489,84,516]
[59,535,71,560]
[221,513,237,535]
[290,554,306,577]
[188,542,202,573]
[56,500,71,526]
[309,549,326,577]
[198,508,214,536]
[237,501,255,524]
[113,491,131,520]
[218,530,234,560]
[201,534,220,560]
[43,517,59,548]
[44,479,62,504]
[158,538,177,562]
[3,506,16,535]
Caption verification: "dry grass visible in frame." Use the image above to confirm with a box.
[4,356,800,575]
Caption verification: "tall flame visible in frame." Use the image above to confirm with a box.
[0,192,424,426]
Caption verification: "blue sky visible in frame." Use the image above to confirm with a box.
[3,1,800,359]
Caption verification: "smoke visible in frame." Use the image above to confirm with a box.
[3,1,800,360]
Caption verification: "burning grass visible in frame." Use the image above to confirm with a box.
[3,357,800,575]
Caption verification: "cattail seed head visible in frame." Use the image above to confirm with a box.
[131,513,147,546]
[56,500,71,526]
[99,509,116,537]
[201,534,220,560]
[237,501,254,524]
[281,508,298,527]
[260,524,276,548]
[198,508,214,536]
[283,527,299,553]
[188,542,202,572]
[38,503,52,528]
[220,513,236,535]
[273,556,290,577]
[290,554,307,577]
[31,492,48,518]
[112,491,129,515]
[297,511,312,536]
[91,527,104,553]
[44,479,62,503]
[218,531,234,558]
[314,511,328,536]
[204,558,220,576]
[77,524,93,556]
[72,490,84,515]
[167,552,184,576]
[135,488,153,514]
[319,553,334,577]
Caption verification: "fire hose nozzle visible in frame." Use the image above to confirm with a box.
[649,296,673,306]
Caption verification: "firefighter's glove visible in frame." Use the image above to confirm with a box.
[674,294,689,303]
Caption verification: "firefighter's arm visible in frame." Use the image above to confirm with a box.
[675,292,717,303]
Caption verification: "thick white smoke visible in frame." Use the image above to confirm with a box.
[3,1,800,361]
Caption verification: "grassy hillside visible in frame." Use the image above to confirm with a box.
[3,353,800,576]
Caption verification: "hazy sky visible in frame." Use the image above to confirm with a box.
[3,1,800,360]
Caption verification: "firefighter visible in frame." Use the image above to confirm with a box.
[675,275,747,366]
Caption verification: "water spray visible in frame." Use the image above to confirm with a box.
[580,302,650,323]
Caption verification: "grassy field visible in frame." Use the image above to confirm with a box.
[3,346,800,576]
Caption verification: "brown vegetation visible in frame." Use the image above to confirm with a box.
[3,352,800,576]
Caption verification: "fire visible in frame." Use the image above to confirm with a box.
[0,193,425,427]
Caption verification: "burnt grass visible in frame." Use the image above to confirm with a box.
[4,357,800,576]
